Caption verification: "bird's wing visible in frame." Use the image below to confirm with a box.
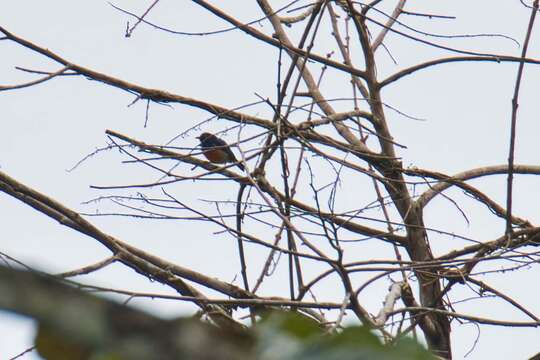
[224,145,239,162]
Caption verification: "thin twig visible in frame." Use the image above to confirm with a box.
[0,66,71,91]
[125,0,160,37]
[506,0,539,239]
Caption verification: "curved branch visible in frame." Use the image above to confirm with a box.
[409,166,537,228]
[415,164,540,210]
[380,55,540,88]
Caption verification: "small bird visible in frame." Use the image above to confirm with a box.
[197,132,245,171]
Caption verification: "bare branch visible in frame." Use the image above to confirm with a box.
[381,55,540,88]
[57,257,118,278]
[0,66,71,91]
[371,0,406,52]
[375,282,404,327]
[506,0,540,238]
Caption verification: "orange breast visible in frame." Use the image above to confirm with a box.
[204,149,229,163]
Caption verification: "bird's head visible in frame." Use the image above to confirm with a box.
[197,132,213,143]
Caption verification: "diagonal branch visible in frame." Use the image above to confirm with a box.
[0,170,244,330]
[371,0,406,52]
[0,66,71,92]
[0,25,272,128]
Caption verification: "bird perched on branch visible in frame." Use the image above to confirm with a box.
[197,132,245,171]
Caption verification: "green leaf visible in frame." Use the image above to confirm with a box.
[257,310,323,340]
[327,325,382,348]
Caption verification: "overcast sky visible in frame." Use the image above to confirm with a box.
[1,1,540,359]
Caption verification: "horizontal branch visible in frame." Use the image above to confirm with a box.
[438,227,540,260]
[392,306,540,328]
[106,130,407,244]
[80,283,347,309]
